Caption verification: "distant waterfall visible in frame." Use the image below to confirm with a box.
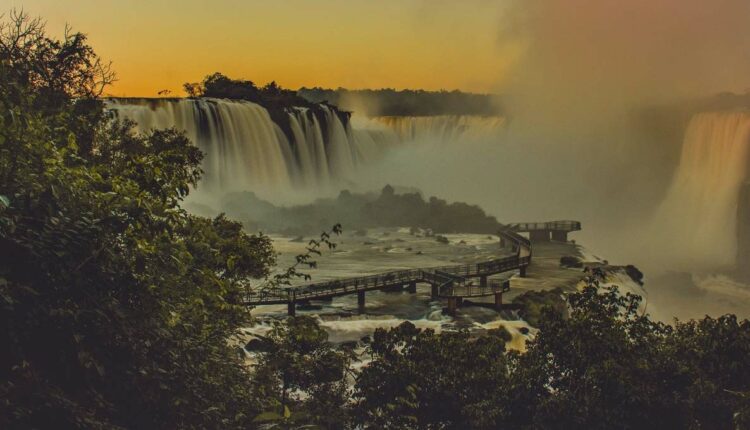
[652,111,750,267]
[366,115,506,143]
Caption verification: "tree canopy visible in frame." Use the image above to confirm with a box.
[216,185,502,237]
[0,11,276,428]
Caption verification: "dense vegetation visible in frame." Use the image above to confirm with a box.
[2,11,750,430]
[298,87,502,117]
[0,12,277,428]
[240,281,750,429]
[184,73,350,141]
[207,185,503,236]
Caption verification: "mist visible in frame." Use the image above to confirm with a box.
[106,1,750,321]
[347,0,750,320]
[502,0,750,123]
[502,0,750,267]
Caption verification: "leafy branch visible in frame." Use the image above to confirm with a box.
[260,223,342,291]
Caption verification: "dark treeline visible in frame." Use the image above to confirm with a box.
[0,11,279,429]
[202,185,503,236]
[2,11,750,430]
[298,87,503,117]
[184,73,351,141]
[246,276,750,429]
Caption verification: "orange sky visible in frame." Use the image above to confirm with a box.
[5,0,520,96]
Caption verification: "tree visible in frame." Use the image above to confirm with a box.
[352,281,750,430]
[0,11,276,428]
[353,322,513,429]
[518,285,676,429]
[252,316,352,429]
[183,82,203,98]
[663,314,750,428]
[517,281,750,430]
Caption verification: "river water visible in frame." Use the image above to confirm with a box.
[247,227,534,346]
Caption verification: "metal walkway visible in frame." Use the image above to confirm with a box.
[243,222,570,315]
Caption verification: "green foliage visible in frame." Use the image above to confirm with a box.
[220,185,503,236]
[266,224,343,288]
[363,188,501,234]
[353,322,512,429]
[662,314,750,427]
[184,72,307,106]
[0,11,275,429]
[353,284,750,429]
[252,316,352,429]
[512,288,567,327]
[518,285,673,429]
[182,72,350,141]
[513,283,750,429]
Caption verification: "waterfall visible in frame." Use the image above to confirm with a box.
[106,98,506,203]
[365,115,506,144]
[652,111,750,268]
[107,98,381,201]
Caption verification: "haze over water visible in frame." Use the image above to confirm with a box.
[28,0,750,319]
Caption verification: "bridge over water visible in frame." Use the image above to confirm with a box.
[245,221,580,316]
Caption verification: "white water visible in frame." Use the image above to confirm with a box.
[107,98,388,202]
[365,115,506,144]
[243,228,534,348]
[107,98,506,203]
[651,111,750,268]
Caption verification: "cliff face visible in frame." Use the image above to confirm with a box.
[264,100,350,143]
[185,73,352,141]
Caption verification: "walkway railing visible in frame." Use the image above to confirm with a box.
[505,220,582,233]
[243,227,534,306]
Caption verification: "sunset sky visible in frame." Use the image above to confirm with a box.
[6,0,519,97]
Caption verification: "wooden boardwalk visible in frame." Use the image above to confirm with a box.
[244,225,557,315]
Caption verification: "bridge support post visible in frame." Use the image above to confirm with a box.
[529,230,550,243]
[519,265,527,277]
[480,275,488,288]
[287,301,296,317]
[551,231,568,242]
[447,297,458,316]
[357,290,366,313]
[407,281,417,294]
[494,292,503,310]
[431,284,439,299]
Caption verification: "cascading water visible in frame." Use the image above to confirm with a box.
[107,98,506,203]
[365,115,506,144]
[107,98,383,202]
[651,111,750,268]
[108,99,292,195]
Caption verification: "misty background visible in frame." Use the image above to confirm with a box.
[315,0,750,320]
[110,0,750,322]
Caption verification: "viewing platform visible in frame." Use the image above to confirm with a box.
[504,220,582,243]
